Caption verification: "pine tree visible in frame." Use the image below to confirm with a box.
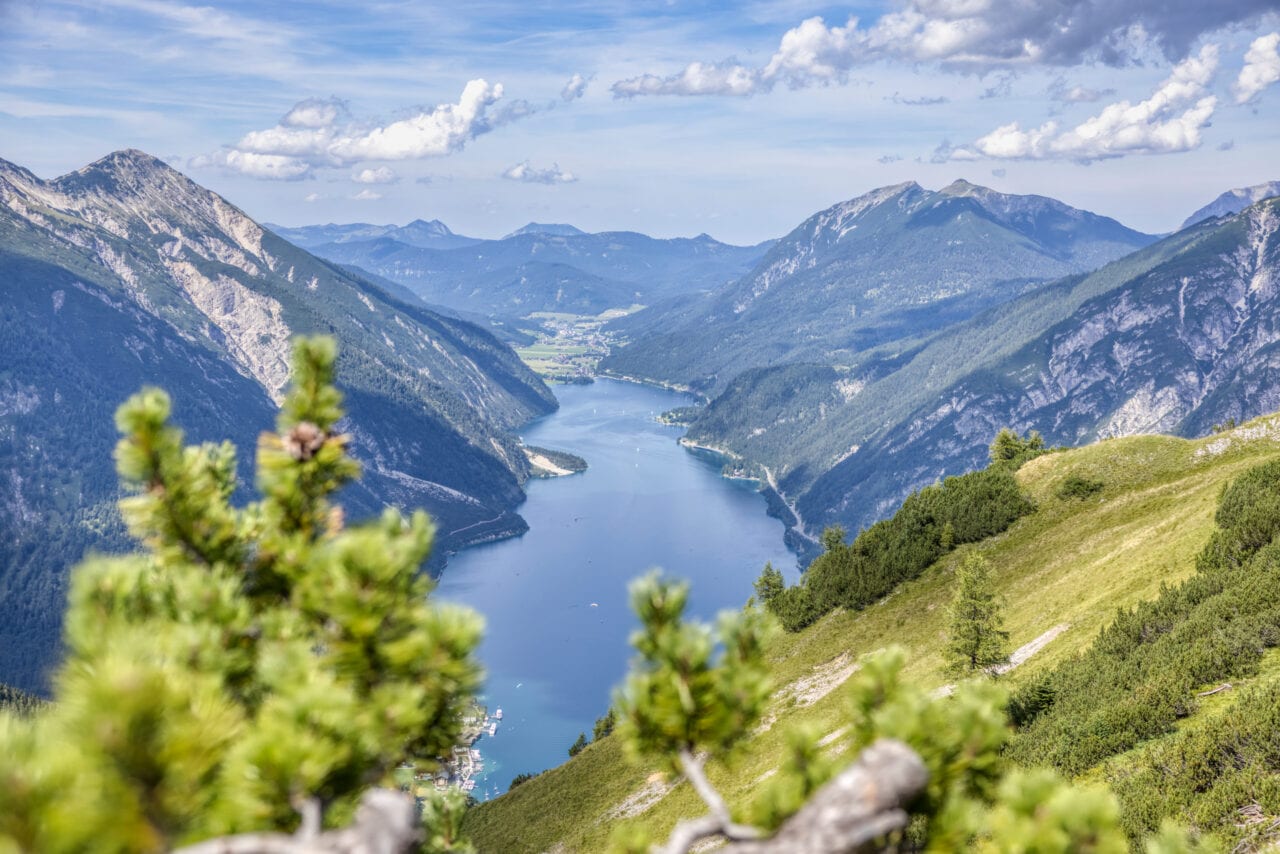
[946,553,1011,674]
[752,562,785,608]
[593,708,617,741]
[0,337,482,852]
[568,732,588,757]
[990,428,1045,464]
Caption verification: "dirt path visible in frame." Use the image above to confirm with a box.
[933,623,1070,697]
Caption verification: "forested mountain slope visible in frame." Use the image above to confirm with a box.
[0,150,556,693]
[675,197,1280,549]
[466,413,1280,852]
[601,179,1156,394]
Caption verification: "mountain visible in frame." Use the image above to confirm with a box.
[267,218,482,250]
[1180,180,1280,228]
[0,150,556,693]
[303,229,772,317]
[503,222,586,239]
[682,197,1280,552]
[465,416,1280,852]
[601,180,1158,394]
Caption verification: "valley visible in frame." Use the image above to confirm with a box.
[5,3,1280,851]
[4,148,1280,854]
[512,308,638,382]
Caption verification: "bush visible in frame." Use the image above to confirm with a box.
[1056,474,1104,500]
[766,457,1034,631]
[0,338,483,852]
[1007,458,1280,844]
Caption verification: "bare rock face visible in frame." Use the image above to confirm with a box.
[797,197,1280,536]
[0,149,561,693]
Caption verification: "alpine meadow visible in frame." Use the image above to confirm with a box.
[2,1,1280,853]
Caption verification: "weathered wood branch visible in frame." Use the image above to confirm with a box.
[725,739,927,854]
[661,739,928,854]
[173,789,420,854]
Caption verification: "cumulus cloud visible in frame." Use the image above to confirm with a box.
[201,80,513,179]
[352,166,398,184]
[351,189,382,200]
[501,160,577,184]
[304,192,323,202]
[561,73,589,101]
[1049,78,1117,103]
[612,1,1275,97]
[1235,32,1280,103]
[951,45,1220,162]
[189,149,313,180]
[283,97,349,129]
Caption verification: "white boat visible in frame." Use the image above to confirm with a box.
[488,723,497,736]
[495,708,503,720]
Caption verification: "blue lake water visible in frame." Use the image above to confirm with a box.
[433,378,798,799]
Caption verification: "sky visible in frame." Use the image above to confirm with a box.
[0,0,1278,244]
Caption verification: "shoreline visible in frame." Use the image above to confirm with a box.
[678,437,819,550]
[595,370,709,403]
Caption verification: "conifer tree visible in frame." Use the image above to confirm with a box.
[752,562,785,608]
[0,337,482,852]
[946,553,1011,674]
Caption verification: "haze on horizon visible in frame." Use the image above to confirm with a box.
[1,0,1278,244]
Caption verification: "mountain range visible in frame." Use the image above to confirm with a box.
[265,218,483,251]
[1181,180,1280,228]
[671,189,1280,552]
[601,179,1158,395]
[0,150,557,693]
[283,222,772,318]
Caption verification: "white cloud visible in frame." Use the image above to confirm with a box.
[351,189,382,201]
[188,149,312,180]
[1049,79,1117,103]
[283,97,349,129]
[1236,32,1280,103]
[501,160,577,184]
[352,166,398,184]
[612,61,759,97]
[203,80,511,179]
[304,192,323,202]
[561,73,589,101]
[953,45,1220,162]
[612,2,1276,97]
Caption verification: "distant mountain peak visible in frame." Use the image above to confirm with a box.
[1181,181,1280,229]
[504,222,586,239]
[53,148,191,200]
[405,218,453,233]
[73,149,174,179]
[940,178,983,194]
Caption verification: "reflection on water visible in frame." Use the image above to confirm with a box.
[433,378,798,799]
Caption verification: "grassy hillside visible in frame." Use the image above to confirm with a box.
[465,413,1280,852]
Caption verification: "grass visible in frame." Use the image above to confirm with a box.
[464,414,1280,853]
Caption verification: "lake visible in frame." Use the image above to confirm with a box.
[433,378,798,799]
